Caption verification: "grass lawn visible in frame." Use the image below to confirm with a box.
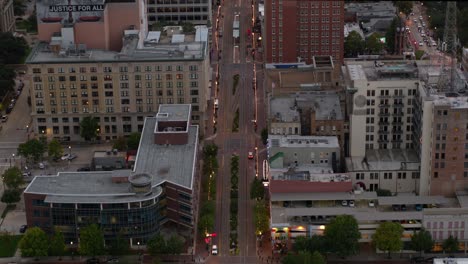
[0,234,22,257]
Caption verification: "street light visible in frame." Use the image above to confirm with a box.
[137,241,141,261]
[70,241,74,260]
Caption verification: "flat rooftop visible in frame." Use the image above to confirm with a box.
[27,27,208,64]
[432,93,468,109]
[270,166,349,182]
[270,92,343,122]
[268,135,339,149]
[156,104,191,122]
[346,149,420,171]
[24,170,163,203]
[134,118,198,189]
[346,60,419,81]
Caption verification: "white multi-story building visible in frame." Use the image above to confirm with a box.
[344,60,421,193]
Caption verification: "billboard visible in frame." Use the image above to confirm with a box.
[37,0,106,23]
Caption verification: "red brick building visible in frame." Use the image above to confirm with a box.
[264,0,344,65]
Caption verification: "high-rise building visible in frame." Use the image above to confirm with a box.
[146,0,211,26]
[26,0,210,142]
[0,0,15,33]
[264,0,344,64]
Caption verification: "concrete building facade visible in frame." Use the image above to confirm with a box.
[24,104,200,245]
[146,0,211,25]
[264,0,344,65]
[0,0,15,33]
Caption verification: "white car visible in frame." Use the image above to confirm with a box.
[38,162,45,169]
[1,115,8,122]
[368,200,375,207]
[341,200,348,206]
[211,245,218,255]
[349,200,355,207]
[61,153,71,160]
[419,41,424,47]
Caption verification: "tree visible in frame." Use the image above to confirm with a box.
[0,65,16,96]
[19,227,49,258]
[127,132,141,150]
[27,11,38,32]
[181,22,195,33]
[13,0,26,16]
[0,32,28,64]
[49,227,65,257]
[366,33,385,55]
[261,128,268,145]
[108,233,129,256]
[78,224,105,257]
[198,214,214,234]
[165,235,184,255]
[394,1,413,16]
[323,215,361,258]
[2,167,23,189]
[376,189,392,196]
[18,139,46,163]
[310,251,326,264]
[372,222,403,259]
[112,137,128,151]
[250,177,265,200]
[79,116,99,141]
[385,18,398,54]
[292,235,325,254]
[147,234,166,255]
[344,31,365,57]
[442,235,459,253]
[410,228,434,256]
[1,189,21,204]
[282,251,312,264]
[47,139,63,161]
[253,200,269,235]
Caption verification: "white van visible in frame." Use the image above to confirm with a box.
[214,99,219,109]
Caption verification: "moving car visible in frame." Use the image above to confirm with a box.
[211,245,218,255]
[248,152,254,159]
[61,153,71,160]
[419,41,424,46]
[68,154,77,160]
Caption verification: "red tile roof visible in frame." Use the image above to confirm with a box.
[270,180,352,193]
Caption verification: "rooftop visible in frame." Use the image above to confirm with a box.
[346,60,419,82]
[268,135,339,149]
[346,149,420,171]
[434,258,468,264]
[24,170,163,203]
[345,1,396,18]
[344,23,364,38]
[156,104,191,122]
[432,93,468,109]
[270,166,349,182]
[134,118,198,189]
[27,27,208,64]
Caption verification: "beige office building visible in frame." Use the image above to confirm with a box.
[26,26,210,142]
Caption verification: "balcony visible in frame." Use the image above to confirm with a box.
[393,94,405,99]
[378,112,390,117]
[378,121,390,125]
[378,130,389,134]
[378,104,390,108]
[392,139,403,143]
[378,138,389,143]
[393,121,403,126]
[392,129,403,134]
[393,111,404,116]
[393,103,404,108]
[378,94,392,99]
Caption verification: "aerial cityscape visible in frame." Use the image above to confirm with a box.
[2,0,468,264]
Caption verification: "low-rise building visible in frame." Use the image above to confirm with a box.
[23,104,200,245]
[92,150,127,170]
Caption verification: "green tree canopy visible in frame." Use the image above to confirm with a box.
[366,33,385,55]
[253,200,269,235]
[1,189,21,204]
[442,235,459,253]
[78,224,105,257]
[2,166,23,189]
[79,116,99,141]
[18,139,46,163]
[0,32,28,64]
[261,128,268,145]
[112,137,128,151]
[282,251,325,264]
[394,1,413,15]
[127,132,141,150]
[376,189,392,196]
[410,228,434,256]
[13,0,26,16]
[372,222,404,258]
[344,31,365,57]
[47,139,63,161]
[385,18,398,54]
[147,234,166,255]
[19,227,49,257]
[165,235,184,255]
[198,214,215,234]
[49,227,65,257]
[292,235,326,254]
[108,233,129,256]
[323,215,361,258]
[0,65,16,97]
[250,177,265,200]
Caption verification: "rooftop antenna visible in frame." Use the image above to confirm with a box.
[436,1,457,93]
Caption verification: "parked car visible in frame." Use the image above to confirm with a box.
[19,225,28,233]
[211,245,218,255]
[341,200,348,207]
[368,200,375,207]
[401,204,407,211]
[1,115,8,122]
[68,154,77,160]
[415,204,423,211]
[5,106,13,114]
[392,204,400,211]
[77,166,91,171]
[248,151,254,159]
[61,153,71,160]
[38,162,45,169]
[349,200,355,207]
